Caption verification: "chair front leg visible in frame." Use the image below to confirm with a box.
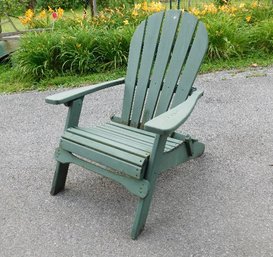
[131,134,167,239]
[50,97,84,195]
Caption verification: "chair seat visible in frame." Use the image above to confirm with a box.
[60,121,182,179]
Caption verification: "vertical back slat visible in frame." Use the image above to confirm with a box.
[130,11,164,128]
[121,21,146,124]
[154,12,198,117]
[119,11,208,129]
[141,10,182,126]
[171,22,208,107]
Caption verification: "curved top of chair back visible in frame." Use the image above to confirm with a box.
[120,10,208,128]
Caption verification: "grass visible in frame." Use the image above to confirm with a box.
[1,52,272,94]
[201,53,273,72]
[0,62,126,93]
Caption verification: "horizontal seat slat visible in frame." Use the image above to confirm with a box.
[83,123,181,152]
[81,127,155,152]
[90,125,176,151]
[60,122,184,180]
[108,121,182,145]
[68,127,150,158]
[108,122,182,146]
[60,139,144,179]
[62,132,146,167]
[102,123,181,149]
[77,127,152,155]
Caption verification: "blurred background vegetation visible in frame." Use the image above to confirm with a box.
[1,0,273,92]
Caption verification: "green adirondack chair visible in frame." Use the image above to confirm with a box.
[46,10,208,239]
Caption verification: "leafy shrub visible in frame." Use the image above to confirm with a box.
[36,0,83,9]
[214,0,230,7]
[190,2,273,59]
[97,0,134,9]
[202,13,248,59]
[12,1,273,81]
[249,19,273,53]
[13,2,165,79]
[12,26,132,78]
[0,0,29,16]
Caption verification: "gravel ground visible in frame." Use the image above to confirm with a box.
[0,67,273,257]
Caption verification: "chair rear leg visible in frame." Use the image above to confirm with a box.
[50,162,69,195]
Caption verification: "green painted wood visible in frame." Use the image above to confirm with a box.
[50,162,69,195]
[158,140,205,173]
[172,22,208,107]
[46,10,208,239]
[121,22,146,124]
[56,148,150,198]
[84,125,178,152]
[49,96,84,194]
[92,126,178,151]
[118,11,207,129]
[60,138,145,179]
[154,12,198,116]
[64,98,83,129]
[144,89,204,135]
[130,12,164,128]
[131,134,167,239]
[45,78,124,105]
[107,122,181,146]
[79,127,153,154]
[99,124,181,151]
[141,10,182,125]
[67,127,149,158]
[171,131,189,141]
[63,131,146,166]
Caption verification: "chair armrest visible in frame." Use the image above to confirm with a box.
[45,78,125,105]
[144,89,203,135]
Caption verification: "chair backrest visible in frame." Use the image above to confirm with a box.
[120,10,208,128]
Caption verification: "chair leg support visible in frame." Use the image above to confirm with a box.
[131,185,155,240]
[50,162,69,195]
[131,135,166,239]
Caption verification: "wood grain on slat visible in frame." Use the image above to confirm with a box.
[130,12,164,128]
[154,12,198,116]
[68,127,149,158]
[60,139,144,179]
[121,21,146,124]
[172,22,208,107]
[141,10,182,125]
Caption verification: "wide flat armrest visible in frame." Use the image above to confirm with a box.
[45,78,125,105]
[144,89,203,135]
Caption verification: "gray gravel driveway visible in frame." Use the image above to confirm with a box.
[1,67,273,257]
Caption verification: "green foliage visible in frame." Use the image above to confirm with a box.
[10,2,273,82]
[0,0,29,16]
[214,0,230,7]
[0,61,33,93]
[0,61,126,93]
[249,19,273,53]
[97,0,134,9]
[12,25,132,79]
[202,13,248,59]
[198,3,273,60]
[36,0,83,9]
